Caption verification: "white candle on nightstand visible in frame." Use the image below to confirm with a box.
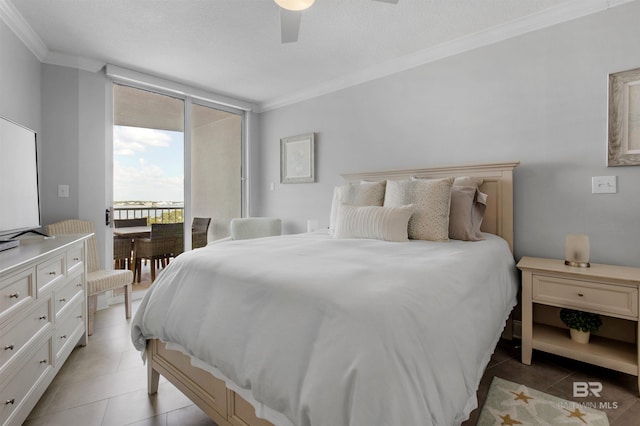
[565,234,590,267]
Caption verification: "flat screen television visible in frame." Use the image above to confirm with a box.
[0,116,41,239]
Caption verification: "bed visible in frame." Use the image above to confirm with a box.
[131,161,519,426]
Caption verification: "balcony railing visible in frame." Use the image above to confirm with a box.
[114,206,184,224]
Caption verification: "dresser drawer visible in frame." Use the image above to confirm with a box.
[54,274,84,317]
[533,275,638,319]
[37,256,65,295]
[53,301,84,361]
[0,268,34,324]
[0,299,51,372]
[0,338,52,426]
[67,245,84,275]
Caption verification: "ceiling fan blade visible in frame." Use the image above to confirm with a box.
[373,0,399,3]
[280,9,302,43]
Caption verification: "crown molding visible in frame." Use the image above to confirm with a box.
[0,0,47,60]
[2,0,636,112]
[42,51,106,73]
[257,0,637,112]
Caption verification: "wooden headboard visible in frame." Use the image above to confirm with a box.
[341,161,519,253]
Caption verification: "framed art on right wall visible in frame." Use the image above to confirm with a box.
[608,67,640,166]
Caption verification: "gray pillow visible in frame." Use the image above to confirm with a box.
[449,186,486,241]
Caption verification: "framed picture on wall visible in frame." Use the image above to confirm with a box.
[608,67,640,166]
[280,132,315,183]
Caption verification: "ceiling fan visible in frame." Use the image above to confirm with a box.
[275,0,399,44]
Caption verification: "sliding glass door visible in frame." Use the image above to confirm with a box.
[112,84,244,284]
[113,84,185,227]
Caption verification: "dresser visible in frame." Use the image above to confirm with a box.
[517,256,640,395]
[0,234,90,425]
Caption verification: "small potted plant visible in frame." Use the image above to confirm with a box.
[560,308,602,344]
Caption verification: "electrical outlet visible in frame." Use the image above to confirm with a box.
[591,176,616,194]
[58,184,69,198]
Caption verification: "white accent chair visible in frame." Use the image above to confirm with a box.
[46,219,133,336]
[212,217,282,243]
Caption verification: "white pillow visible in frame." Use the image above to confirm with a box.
[333,204,415,242]
[384,177,454,241]
[328,180,386,233]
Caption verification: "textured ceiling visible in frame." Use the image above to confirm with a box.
[5,0,626,110]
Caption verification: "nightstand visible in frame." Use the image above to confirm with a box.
[517,256,640,395]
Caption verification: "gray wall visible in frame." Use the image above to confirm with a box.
[41,64,109,267]
[0,20,40,133]
[41,64,80,227]
[257,2,640,267]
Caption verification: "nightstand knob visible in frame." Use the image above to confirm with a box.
[577,293,584,297]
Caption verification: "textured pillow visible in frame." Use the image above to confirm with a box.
[333,204,415,242]
[384,177,454,241]
[329,180,386,233]
[449,186,486,241]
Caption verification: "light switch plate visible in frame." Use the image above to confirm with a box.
[58,184,69,198]
[592,176,616,194]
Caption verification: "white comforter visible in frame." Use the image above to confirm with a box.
[131,231,518,426]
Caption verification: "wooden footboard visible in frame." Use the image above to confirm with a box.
[146,339,274,426]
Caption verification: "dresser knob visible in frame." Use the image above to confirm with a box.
[59,298,66,303]
[60,335,67,339]
[4,344,14,351]
[40,359,48,364]
[8,293,19,299]
[73,257,80,261]
[39,315,47,320]
[5,399,14,405]
[76,315,83,319]
[48,271,56,275]
[76,283,82,287]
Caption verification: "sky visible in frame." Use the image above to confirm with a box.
[113,126,184,203]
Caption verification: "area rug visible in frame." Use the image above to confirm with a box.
[477,377,609,425]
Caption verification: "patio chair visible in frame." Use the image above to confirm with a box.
[192,217,211,249]
[133,223,182,282]
[46,219,133,336]
[113,236,133,270]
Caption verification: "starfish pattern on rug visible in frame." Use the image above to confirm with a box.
[564,407,588,424]
[499,413,523,425]
[510,390,534,404]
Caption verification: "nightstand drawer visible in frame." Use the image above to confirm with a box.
[533,275,638,319]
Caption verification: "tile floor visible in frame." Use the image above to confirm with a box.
[24,299,640,426]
